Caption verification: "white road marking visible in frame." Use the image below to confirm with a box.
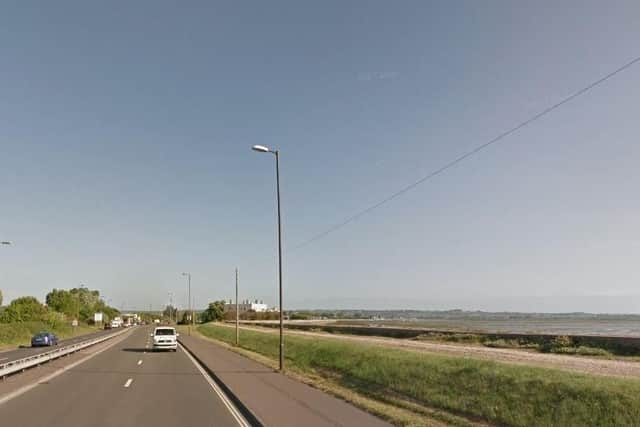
[124,378,133,388]
[137,359,143,365]
[179,343,250,427]
[0,357,8,361]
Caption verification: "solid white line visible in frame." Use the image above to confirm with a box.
[137,360,143,365]
[0,329,133,406]
[179,343,250,427]
[124,378,133,388]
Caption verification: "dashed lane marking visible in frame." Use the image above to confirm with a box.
[124,378,133,388]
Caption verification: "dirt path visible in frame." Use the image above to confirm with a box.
[222,323,640,379]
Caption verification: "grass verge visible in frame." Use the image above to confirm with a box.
[0,321,98,350]
[198,323,640,427]
[183,326,468,427]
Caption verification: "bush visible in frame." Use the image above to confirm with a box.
[290,312,311,320]
[0,296,47,323]
[540,335,575,353]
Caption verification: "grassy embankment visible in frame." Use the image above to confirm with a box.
[0,321,98,350]
[198,323,640,427]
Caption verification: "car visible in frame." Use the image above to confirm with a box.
[104,323,112,330]
[31,332,59,347]
[151,327,178,351]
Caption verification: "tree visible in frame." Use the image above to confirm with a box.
[200,301,226,323]
[179,310,191,325]
[0,289,3,307]
[46,287,117,322]
[0,296,47,323]
[94,300,119,322]
[46,289,76,317]
[69,287,100,321]
[163,305,178,321]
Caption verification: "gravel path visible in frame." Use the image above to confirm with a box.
[223,323,640,379]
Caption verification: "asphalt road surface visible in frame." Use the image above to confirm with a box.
[0,329,121,365]
[0,326,243,427]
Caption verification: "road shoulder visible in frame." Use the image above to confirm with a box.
[179,331,394,427]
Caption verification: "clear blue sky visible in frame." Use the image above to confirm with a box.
[1,1,639,313]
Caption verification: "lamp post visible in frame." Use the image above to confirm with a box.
[251,144,285,371]
[1,241,11,246]
[182,272,192,334]
[235,268,239,346]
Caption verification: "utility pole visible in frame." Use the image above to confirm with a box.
[183,272,192,335]
[235,268,239,346]
[168,292,173,323]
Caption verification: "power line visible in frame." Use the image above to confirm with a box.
[289,55,640,252]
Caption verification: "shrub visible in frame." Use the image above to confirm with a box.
[540,335,575,353]
[0,296,47,323]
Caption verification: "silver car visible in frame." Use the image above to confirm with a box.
[151,327,178,351]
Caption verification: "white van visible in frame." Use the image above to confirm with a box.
[151,327,178,351]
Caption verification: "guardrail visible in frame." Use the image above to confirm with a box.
[0,328,130,378]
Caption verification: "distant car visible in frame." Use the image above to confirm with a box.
[151,327,178,351]
[31,332,59,347]
[104,323,112,330]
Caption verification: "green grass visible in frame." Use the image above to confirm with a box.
[199,323,640,427]
[0,321,98,350]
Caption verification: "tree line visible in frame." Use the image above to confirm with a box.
[0,286,119,325]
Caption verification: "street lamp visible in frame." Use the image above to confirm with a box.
[1,241,11,245]
[251,144,285,371]
[182,272,192,334]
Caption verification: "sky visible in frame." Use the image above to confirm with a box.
[1,1,640,313]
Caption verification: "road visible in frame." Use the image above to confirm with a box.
[0,326,243,427]
[0,329,120,365]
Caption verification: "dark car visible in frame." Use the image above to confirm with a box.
[31,332,59,347]
[103,323,112,330]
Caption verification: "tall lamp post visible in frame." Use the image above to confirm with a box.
[251,144,285,371]
[1,241,11,246]
[182,272,192,334]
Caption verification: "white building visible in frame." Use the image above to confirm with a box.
[224,299,269,313]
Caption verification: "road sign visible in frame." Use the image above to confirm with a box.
[72,319,78,327]
[94,312,103,323]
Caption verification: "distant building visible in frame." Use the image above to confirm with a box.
[224,299,271,313]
